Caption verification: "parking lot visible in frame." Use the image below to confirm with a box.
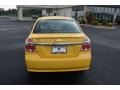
[0,19,120,85]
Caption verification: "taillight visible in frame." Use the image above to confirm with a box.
[25,38,36,52]
[81,36,91,51]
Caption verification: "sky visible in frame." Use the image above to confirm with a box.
[0,5,16,10]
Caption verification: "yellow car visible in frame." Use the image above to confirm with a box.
[25,16,91,72]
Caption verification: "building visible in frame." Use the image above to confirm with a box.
[72,5,120,23]
[17,5,72,20]
[17,5,120,23]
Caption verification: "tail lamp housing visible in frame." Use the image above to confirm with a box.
[25,38,36,52]
[81,36,91,51]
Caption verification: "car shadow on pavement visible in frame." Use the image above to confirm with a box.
[27,71,87,85]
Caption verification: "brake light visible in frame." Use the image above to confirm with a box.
[81,36,91,51]
[25,38,36,52]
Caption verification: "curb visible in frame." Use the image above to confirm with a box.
[80,24,116,29]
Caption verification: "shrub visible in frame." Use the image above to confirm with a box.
[107,20,112,23]
[102,21,107,25]
[79,19,86,24]
[107,23,112,27]
[93,18,98,21]
[99,19,104,23]
[117,20,120,25]
[92,20,98,25]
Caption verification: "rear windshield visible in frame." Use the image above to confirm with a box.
[33,19,82,33]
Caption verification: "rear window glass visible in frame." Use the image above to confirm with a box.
[33,19,82,33]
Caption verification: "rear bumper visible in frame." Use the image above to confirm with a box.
[28,68,89,72]
[25,52,91,72]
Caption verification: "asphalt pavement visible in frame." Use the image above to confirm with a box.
[0,19,120,85]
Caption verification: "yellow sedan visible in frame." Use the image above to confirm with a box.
[25,16,91,72]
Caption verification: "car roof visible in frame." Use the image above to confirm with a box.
[37,16,74,20]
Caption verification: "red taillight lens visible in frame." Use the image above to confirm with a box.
[81,36,91,51]
[25,38,36,52]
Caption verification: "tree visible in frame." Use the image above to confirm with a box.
[4,9,17,16]
[85,11,93,24]
[0,8,4,16]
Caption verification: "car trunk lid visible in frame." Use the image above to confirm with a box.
[31,33,85,58]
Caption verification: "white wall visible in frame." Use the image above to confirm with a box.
[58,7,72,17]
[41,7,72,17]
[42,9,47,16]
[18,7,23,20]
